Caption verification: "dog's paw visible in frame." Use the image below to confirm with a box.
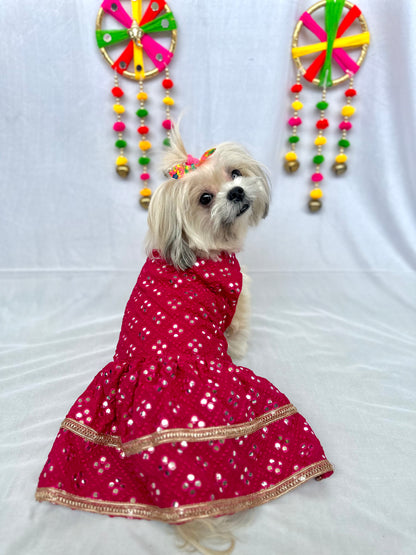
[225,326,249,361]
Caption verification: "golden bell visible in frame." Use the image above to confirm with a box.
[284,159,300,173]
[140,196,151,210]
[332,162,347,175]
[308,199,322,212]
[116,164,130,178]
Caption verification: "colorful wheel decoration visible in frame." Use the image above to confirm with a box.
[96,0,178,209]
[284,0,370,213]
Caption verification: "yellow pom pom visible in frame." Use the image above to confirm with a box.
[336,154,348,163]
[310,188,323,199]
[137,92,148,101]
[285,152,297,161]
[139,140,152,151]
[292,100,303,111]
[116,156,128,166]
[113,104,125,114]
[163,97,175,106]
[341,105,355,117]
[315,136,327,145]
[140,187,152,197]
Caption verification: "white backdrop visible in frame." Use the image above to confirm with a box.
[1,1,415,554]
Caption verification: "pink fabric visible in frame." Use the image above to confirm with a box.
[101,0,133,29]
[37,253,333,517]
[300,11,360,75]
[186,154,200,166]
[141,34,173,72]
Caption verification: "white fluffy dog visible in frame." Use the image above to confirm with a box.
[147,129,270,362]
[36,126,331,553]
[145,128,270,553]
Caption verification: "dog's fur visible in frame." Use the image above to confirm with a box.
[145,128,271,553]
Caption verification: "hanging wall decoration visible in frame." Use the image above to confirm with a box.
[96,0,177,209]
[285,0,370,212]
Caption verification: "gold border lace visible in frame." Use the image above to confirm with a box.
[35,460,333,523]
[61,403,298,456]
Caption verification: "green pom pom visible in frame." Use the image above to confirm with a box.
[288,136,299,143]
[136,108,148,118]
[316,101,329,110]
[139,156,150,165]
[338,139,350,148]
[313,155,324,164]
[163,138,171,147]
[115,139,127,148]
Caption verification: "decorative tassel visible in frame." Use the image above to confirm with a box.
[284,72,302,173]
[96,0,178,209]
[113,73,129,178]
[287,0,370,212]
[333,72,356,175]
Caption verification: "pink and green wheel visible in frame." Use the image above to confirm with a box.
[96,0,177,81]
[291,0,369,88]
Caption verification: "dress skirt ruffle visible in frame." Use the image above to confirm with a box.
[36,254,333,522]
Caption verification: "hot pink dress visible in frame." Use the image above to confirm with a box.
[36,253,333,523]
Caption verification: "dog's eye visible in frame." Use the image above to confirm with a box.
[199,193,214,206]
[231,169,242,179]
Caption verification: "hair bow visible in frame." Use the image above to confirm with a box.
[168,148,216,179]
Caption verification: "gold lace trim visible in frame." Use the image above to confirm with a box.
[35,459,333,523]
[61,419,122,448]
[61,403,298,456]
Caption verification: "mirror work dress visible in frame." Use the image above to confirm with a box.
[36,253,333,523]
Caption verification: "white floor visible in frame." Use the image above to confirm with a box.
[1,269,414,554]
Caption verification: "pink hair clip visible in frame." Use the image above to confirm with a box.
[168,148,216,179]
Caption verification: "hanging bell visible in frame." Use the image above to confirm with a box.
[139,196,151,209]
[308,199,322,212]
[116,164,130,178]
[332,162,347,175]
[284,159,300,173]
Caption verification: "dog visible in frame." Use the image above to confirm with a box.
[147,128,270,363]
[145,127,271,553]
[36,126,333,555]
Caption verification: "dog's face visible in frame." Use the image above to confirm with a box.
[146,136,271,270]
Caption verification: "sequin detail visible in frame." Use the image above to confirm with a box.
[35,460,332,523]
[36,253,333,521]
[61,403,297,456]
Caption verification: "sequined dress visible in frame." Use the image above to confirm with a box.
[36,253,333,523]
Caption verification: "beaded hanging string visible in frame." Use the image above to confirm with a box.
[311,80,329,206]
[284,71,302,173]
[335,71,355,174]
[113,72,129,175]
[286,0,370,213]
[96,0,178,209]
[162,67,174,146]
[137,77,152,205]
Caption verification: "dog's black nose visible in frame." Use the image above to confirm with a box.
[227,186,245,203]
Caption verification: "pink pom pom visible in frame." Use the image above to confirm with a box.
[339,121,352,130]
[311,173,323,182]
[162,119,172,130]
[288,117,302,126]
[140,173,150,180]
[113,122,126,132]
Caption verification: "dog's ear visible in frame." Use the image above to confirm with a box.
[251,164,271,222]
[146,181,197,271]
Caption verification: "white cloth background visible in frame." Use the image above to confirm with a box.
[1,1,415,554]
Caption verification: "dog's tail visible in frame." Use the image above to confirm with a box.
[174,513,251,555]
